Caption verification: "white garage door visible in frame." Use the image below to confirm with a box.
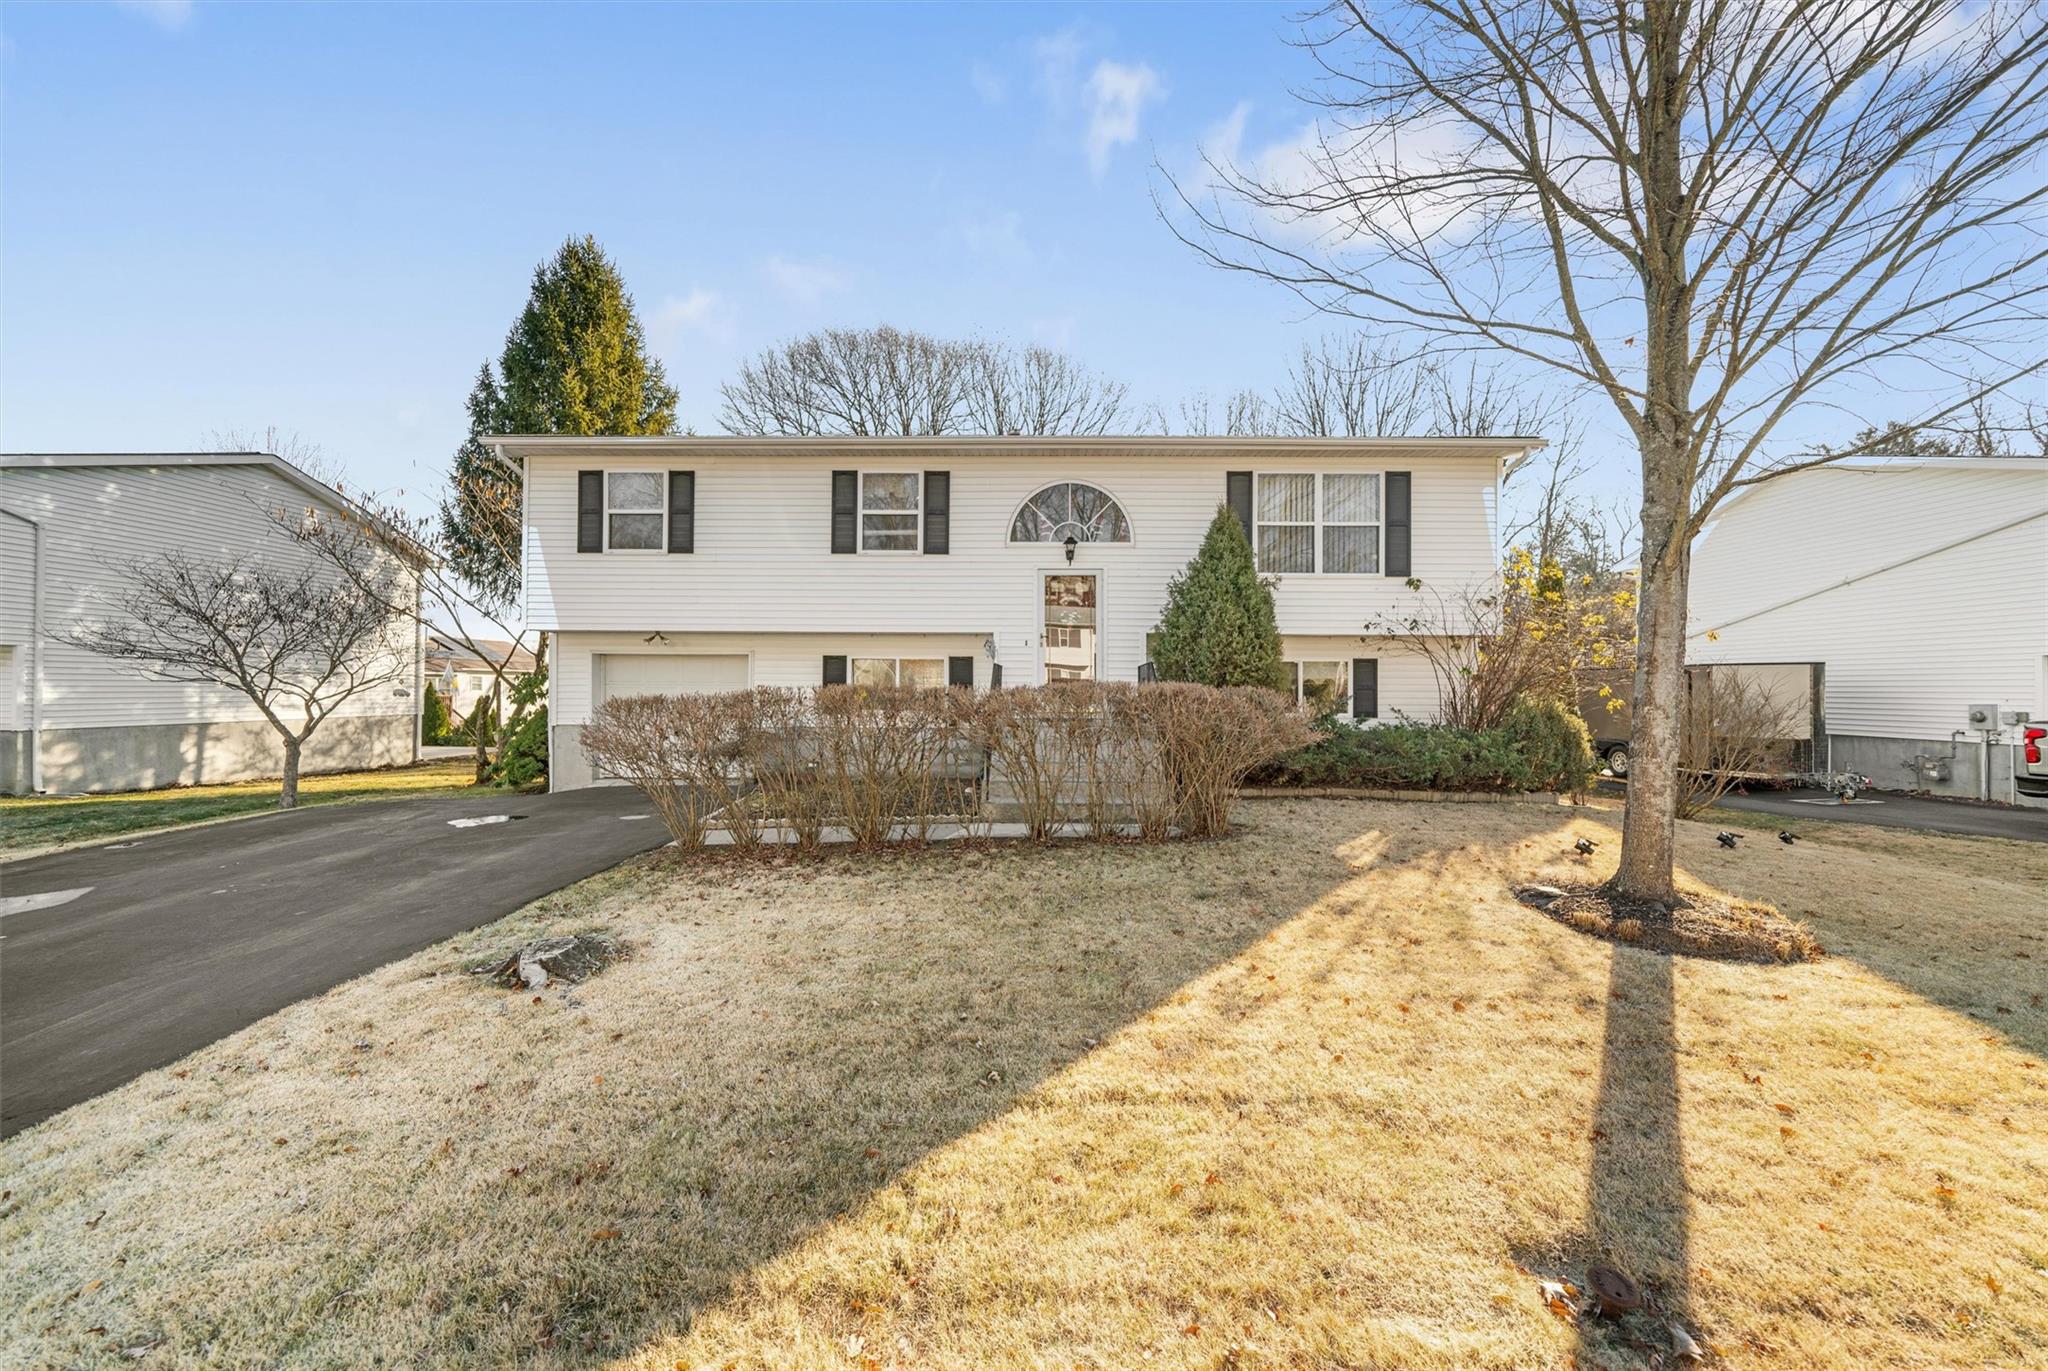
[597,653,749,702]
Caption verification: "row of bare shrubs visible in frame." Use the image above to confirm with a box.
[579,682,1312,852]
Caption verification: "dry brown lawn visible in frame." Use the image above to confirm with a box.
[1,799,2043,1369]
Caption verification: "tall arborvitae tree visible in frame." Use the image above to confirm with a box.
[436,234,679,780]
[1152,507,1288,691]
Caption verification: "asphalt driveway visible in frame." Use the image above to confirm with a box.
[0,785,667,1137]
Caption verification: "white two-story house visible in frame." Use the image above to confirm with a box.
[494,436,1539,790]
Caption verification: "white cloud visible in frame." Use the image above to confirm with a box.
[969,60,1007,104]
[114,0,193,30]
[762,255,849,305]
[652,287,734,345]
[1032,25,1087,108]
[957,208,1032,266]
[1085,59,1164,178]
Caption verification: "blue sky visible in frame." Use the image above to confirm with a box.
[11,2,2030,524]
[4,1,1380,507]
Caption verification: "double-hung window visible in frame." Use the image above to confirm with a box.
[860,473,921,551]
[1254,472,1381,574]
[605,471,664,550]
[1255,473,1317,574]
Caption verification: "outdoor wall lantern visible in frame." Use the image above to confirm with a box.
[1063,533,1078,564]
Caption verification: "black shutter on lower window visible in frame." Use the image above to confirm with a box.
[947,655,973,688]
[1384,471,1412,577]
[923,471,950,554]
[822,655,848,685]
[577,471,603,552]
[1352,658,1379,719]
[831,471,858,553]
[1226,471,1253,545]
[667,471,695,553]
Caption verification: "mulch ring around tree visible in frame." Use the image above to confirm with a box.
[1514,881,1823,964]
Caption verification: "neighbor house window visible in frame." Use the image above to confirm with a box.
[606,471,664,550]
[1285,660,1350,716]
[1255,472,1381,574]
[851,657,946,688]
[860,473,921,551]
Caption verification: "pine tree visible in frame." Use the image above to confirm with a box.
[421,681,453,745]
[440,236,679,612]
[1152,506,1287,690]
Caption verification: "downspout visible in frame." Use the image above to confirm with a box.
[2,508,46,793]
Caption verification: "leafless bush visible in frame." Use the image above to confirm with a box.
[582,682,1308,851]
[579,693,756,849]
[1677,673,1808,820]
[1150,685,1314,838]
[744,688,828,852]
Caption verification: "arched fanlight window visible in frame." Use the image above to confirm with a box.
[1009,482,1132,544]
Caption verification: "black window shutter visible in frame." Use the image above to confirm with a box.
[667,471,695,553]
[1352,658,1379,719]
[1226,471,1253,544]
[831,470,858,553]
[989,663,1003,689]
[1384,471,1412,577]
[923,471,950,554]
[822,654,848,685]
[946,655,973,687]
[577,471,603,552]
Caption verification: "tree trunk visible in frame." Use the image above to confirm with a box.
[1613,463,1690,905]
[472,697,491,784]
[279,734,304,810]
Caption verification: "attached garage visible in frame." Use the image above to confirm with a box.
[595,653,749,702]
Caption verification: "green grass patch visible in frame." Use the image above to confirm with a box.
[0,761,479,855]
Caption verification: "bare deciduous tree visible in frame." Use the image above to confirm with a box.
[1166,0,2048,901]
[63,551,412,808]
[719,326,1133,436]
[277,479,540,785]
[204,426,350,491]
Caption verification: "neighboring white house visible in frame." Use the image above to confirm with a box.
[493,435,1538,791]
[425,632,536,726]
[0,452,423,794]
[1688,457,2048,805]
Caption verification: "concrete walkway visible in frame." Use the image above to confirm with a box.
[0,785,665,1136]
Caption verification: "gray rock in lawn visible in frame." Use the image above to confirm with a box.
[490,933,622,991]
[1515,884,1566,907]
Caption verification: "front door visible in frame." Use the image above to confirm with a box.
[1041,573,1098,682]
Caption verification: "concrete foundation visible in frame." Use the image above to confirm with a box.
[550,723,597,792]
[4,714,417,795]
[0,732,32,794]
[1827,731,2045,809]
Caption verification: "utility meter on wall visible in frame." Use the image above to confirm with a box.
[1967,703,2001,731]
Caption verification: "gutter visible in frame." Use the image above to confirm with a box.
[1690,506,2048,639]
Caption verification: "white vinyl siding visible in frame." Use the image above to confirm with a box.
[1688,462,2048,740]
[0,460,421,732]
[523,447,1504,693]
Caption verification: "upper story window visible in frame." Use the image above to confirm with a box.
[861,472,921,551]
[1256,472,1380,574]
[1010,482,1132,544]
[606,471,665,550]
